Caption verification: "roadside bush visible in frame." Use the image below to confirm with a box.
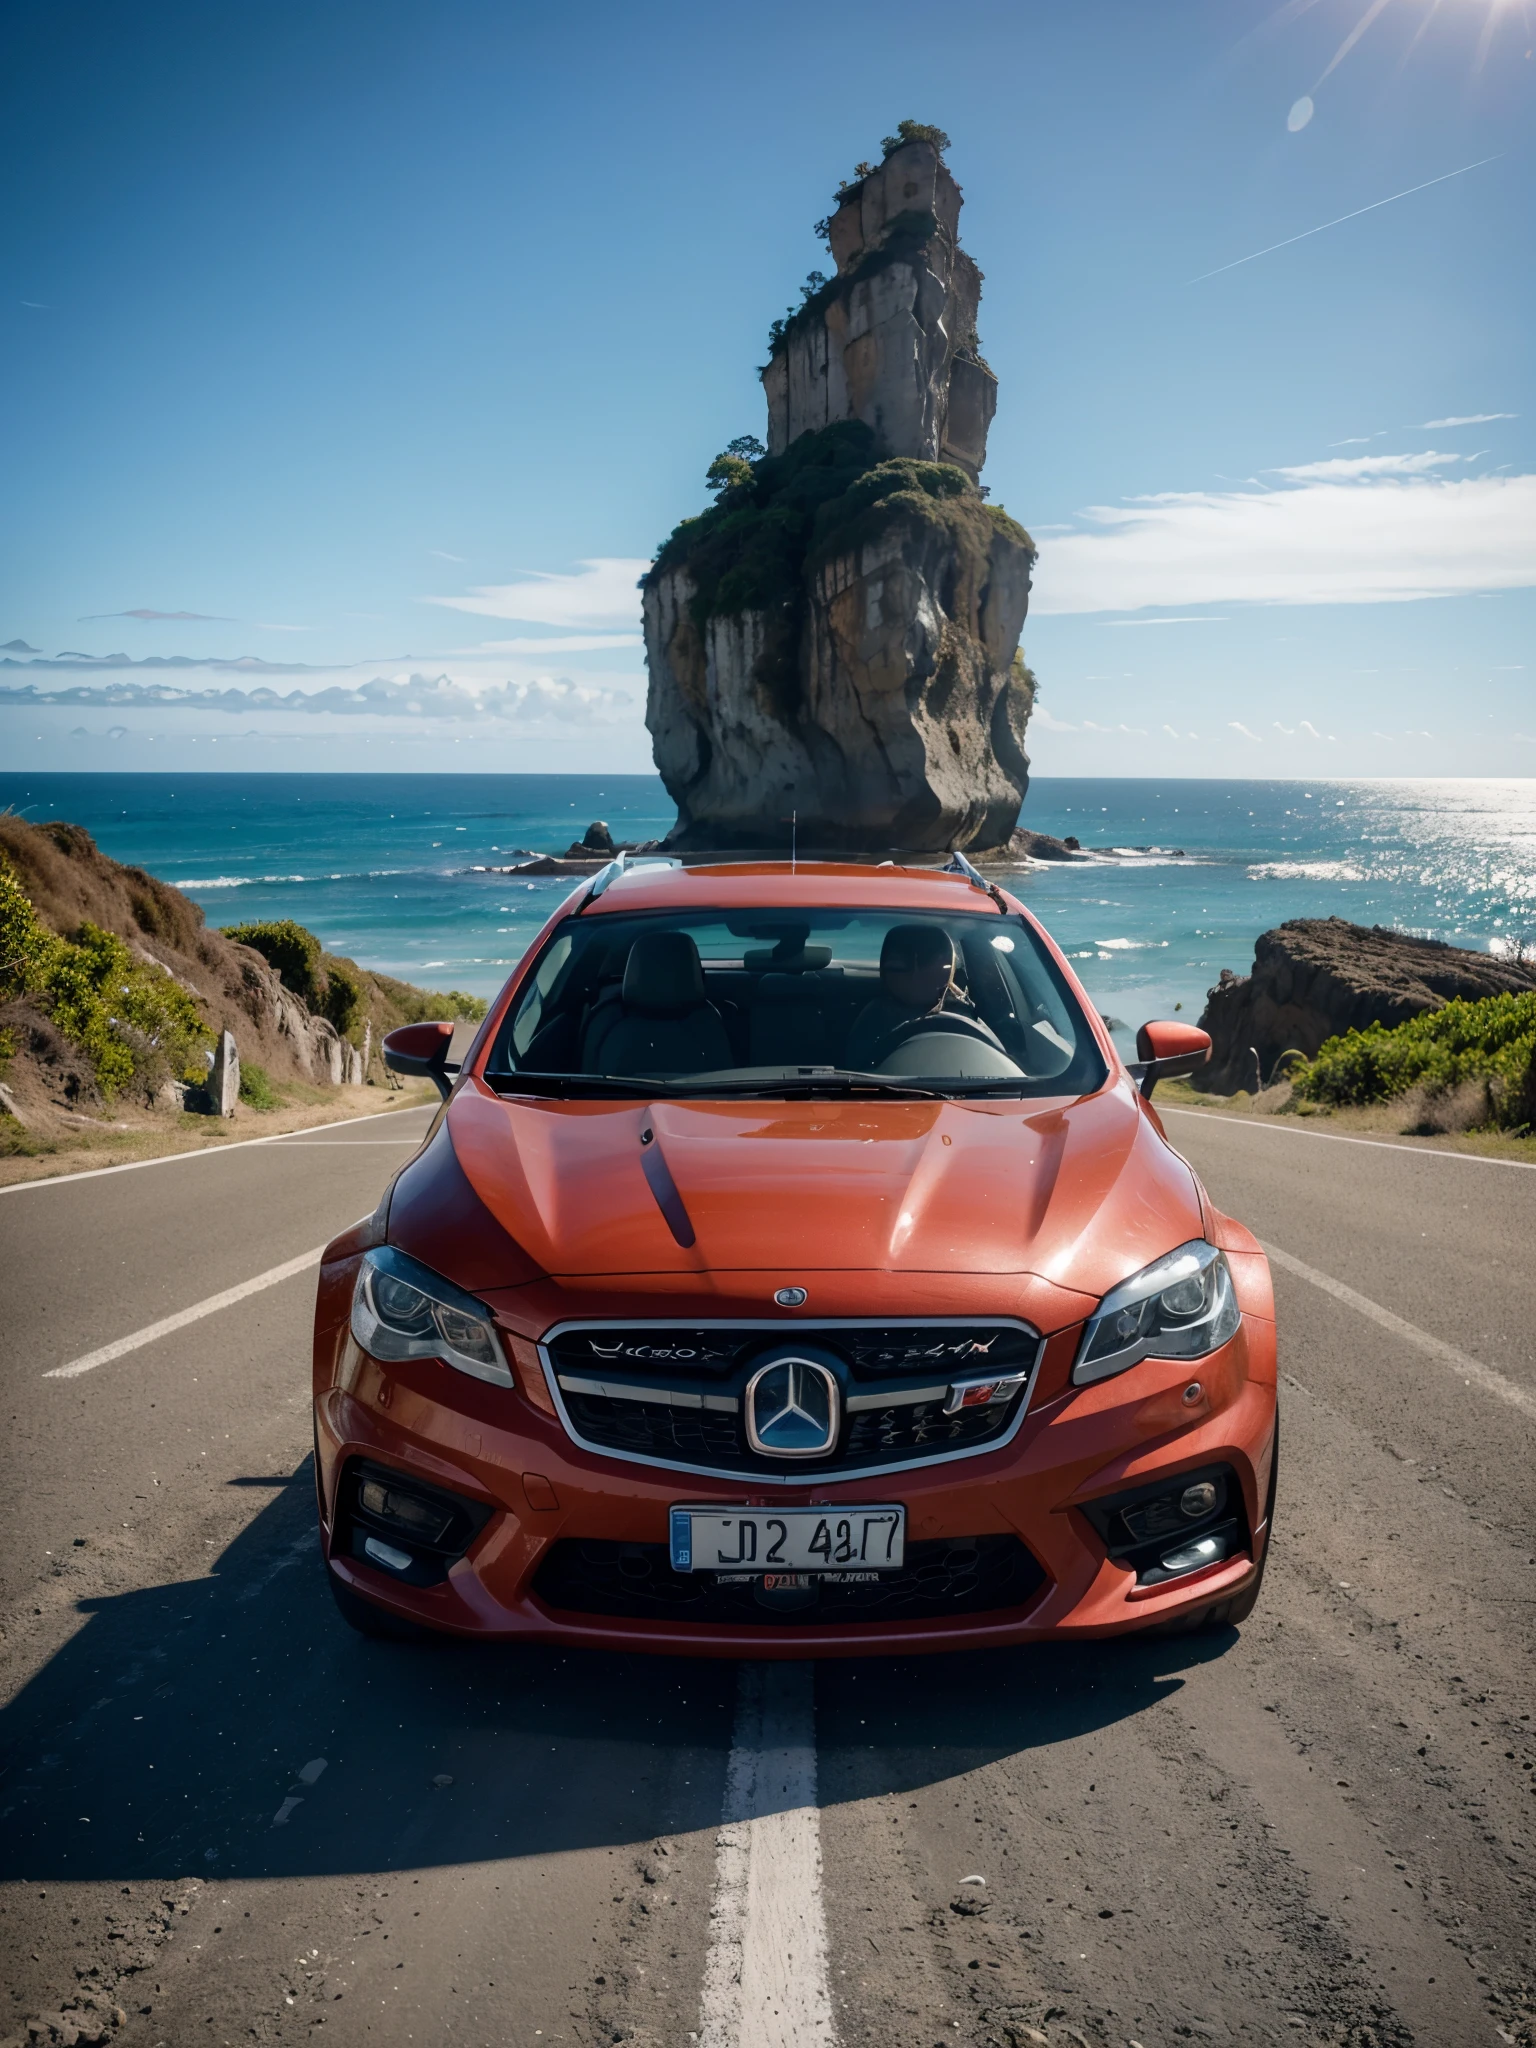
[223,919,323,1004]
[239,1061,279,1112]
[1292,992,1536,1130]
[0,857,213,1098]
[320,959,363,1038]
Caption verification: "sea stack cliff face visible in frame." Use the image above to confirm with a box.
[644,127,1035,852]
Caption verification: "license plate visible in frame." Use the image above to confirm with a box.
[669,1505,905,1575]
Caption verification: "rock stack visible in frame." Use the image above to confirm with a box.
[644,124,1036,853]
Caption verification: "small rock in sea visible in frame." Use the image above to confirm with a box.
[432,1773,453,1789]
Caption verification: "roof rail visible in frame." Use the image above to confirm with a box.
[942,848,1009,912]
[943,850,989,891]
[581,850,683,907]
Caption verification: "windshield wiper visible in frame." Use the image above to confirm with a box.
[483,1068,1024,1102]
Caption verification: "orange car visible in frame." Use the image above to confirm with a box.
[312,856,1277,1655]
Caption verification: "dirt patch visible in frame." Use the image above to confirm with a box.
[0,1081,435,1187]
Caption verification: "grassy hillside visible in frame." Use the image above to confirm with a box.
[0,814,485,1148]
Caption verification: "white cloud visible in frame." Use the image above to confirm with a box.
[1273,721,1294,735]
[1030,705,1078,731]
[1034,471,1536,613]
[1229,721,1262,741]
[1299,719,1323,739]
[1103,615,1226,627]
[1271,450,1465,482]
[1420,413,1515,428]
[426,558,649,630]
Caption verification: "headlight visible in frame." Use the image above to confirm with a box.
[1072,1239,1240,1386]
[351,1247,512,1388]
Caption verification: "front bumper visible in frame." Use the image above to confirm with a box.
[312,1267,1277,1657]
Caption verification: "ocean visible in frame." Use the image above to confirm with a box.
[3,773,1533,1041]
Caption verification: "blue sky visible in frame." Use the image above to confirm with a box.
[2,0,1531,780]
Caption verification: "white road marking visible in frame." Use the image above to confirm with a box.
[0,1104,431,1196]
[1264,1241,1536,1422]
[1162,1104,1536,1171]
[700,1662,836,2048]
[43,1247,325,1380]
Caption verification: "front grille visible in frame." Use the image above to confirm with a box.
[531,1534,1046,1626]
[541,1319,1041,1480]
[563,1391,741,1462]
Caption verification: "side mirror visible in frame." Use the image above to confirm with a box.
[383,1020,459,1102]
[1132,1020,1211,1099]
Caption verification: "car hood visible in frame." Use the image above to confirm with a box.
[440,1078,1204,1304]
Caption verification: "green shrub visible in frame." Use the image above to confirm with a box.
[1,857,55,996]
[0,859,212,1097]
[239,1061,279,1111]
[1293,992,1536,1128]
[224,919,323,1004]
[881,119,950,158]
[320,960,363,1038]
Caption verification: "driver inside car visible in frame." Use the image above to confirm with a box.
[844,922,1004,1072]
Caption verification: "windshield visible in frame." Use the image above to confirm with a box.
[485,906,1108,1099]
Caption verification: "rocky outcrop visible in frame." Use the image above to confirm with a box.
[1198,918,1536,1094]
[763,136,995,480]
[644,127,1036,853]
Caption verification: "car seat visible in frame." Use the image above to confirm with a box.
[581,931,733,1077]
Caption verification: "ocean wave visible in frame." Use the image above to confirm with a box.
[1247,860,1367,882]
[177,868,411,888]
[1094,938,1169,951]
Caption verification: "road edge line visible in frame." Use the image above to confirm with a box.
[0,1102,431,1197]
[43,1247,325,1380]
[1162,1105,1536,1171]
[1263,1240,1536,1422]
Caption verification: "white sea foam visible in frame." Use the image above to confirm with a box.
[178,872,308,887]
[1247,860,1367,882]
[1095,938,1169,951]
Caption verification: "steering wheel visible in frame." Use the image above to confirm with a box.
[868,1011,1005,1070]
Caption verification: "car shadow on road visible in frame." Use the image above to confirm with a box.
[0,1460,1235,1884]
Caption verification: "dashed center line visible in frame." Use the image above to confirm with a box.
[701,1662,835,2048]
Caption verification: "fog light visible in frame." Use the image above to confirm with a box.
[1180,1481,1218,1519]
[363,1535,413,1573]
[1159,1530,1231,1575]
[359,1479,452,1544]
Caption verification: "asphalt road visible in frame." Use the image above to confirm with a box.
[1,1102,1534,2048]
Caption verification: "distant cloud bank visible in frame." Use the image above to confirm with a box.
[0,671,632,724]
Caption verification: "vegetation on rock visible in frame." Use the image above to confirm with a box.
[221,918,480,1040]
[1293,991,1536,1130]
[223,918,323,1004]
[651,421,1031,636]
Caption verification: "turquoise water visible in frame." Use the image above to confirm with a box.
[2,773,1533,1034]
